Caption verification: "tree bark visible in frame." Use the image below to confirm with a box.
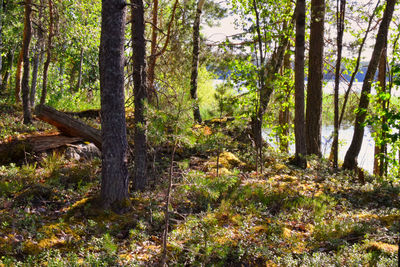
[132,0,148,191]
[343,0,396,170]
[15,49,23,103]
[305,0,325,156]
[330,0,380,160]
[147,0,158,103]
[374,39,387,176]
[31,19,44,108]
[0,0,3,91]
[279,46,292,153]
[332,0,345,168]
[1,50,14,92]
[21,0,33,124]
[35,104,102,149]
[294,0,307,168]
[190,0,206,123]
[40,0,53,105]
[99,0,129,210]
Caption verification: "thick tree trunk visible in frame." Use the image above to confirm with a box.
[332,0,345,168]
[190,0,206,123]
[132,0,148,191]
[35,105,102,149]
[21,0,33,124]
[99,0,129,211]
[305,0,325,156]
[294,0,307,168]
[40,0,53,105]
[343,0,396,170]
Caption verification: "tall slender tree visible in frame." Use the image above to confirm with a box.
[190,0,206,123]
[0,0,3,91]
[332,0,346,168]
[305,0,325,156]
[99,0,129,210]
[21,0,33,124]
[40,0,53,105]
[294,0,307,168]
[343,0,397,170]
[132,0,148,190]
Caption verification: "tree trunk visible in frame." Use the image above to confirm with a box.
[147,0,158,103]
[21,0,33,124]
[294,0,307,168]
[305,0,325,156]
[76,46,84,91]
[15,49,23,103]
[330,0,380,159]
[332,0,345,168]
[279,47,292,153]
[0,0,4,91]
[1,50,14,92]
[343,0,396,170]
[30,30,44,108]
[374,39,387,176]
[40,0,53,105]
[99,0,129,211]
[147,0,178,105]
[132,0,148,191]
[190,0,206,123]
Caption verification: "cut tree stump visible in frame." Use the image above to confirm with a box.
[35,105,102,149]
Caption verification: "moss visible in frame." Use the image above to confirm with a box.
[218,151,244,169]
[365,241,398,255]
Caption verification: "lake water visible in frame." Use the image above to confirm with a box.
[265,125,375,173]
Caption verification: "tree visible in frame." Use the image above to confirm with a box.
[332,0,345,168]
[147,0,178,105]
[305,0,325,156]
[21,0,33,124]
[132,0,148,191]
[40,0,53,105]
[99,0,129,210]
[293,0,307,168]
[343,0,397,170]
[190,0,206,123]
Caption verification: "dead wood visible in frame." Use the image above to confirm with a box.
[35,105,102,149]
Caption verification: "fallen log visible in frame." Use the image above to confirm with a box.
[35,105,102,149]
[0,133,83,165]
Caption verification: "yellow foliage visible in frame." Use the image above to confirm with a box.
[274,163,288,171]
[282,227,292,239]
[365,241,398,254]
[22,240,41,255]
[218,151,244,169]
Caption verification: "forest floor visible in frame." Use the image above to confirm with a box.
[0,104,399,266]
